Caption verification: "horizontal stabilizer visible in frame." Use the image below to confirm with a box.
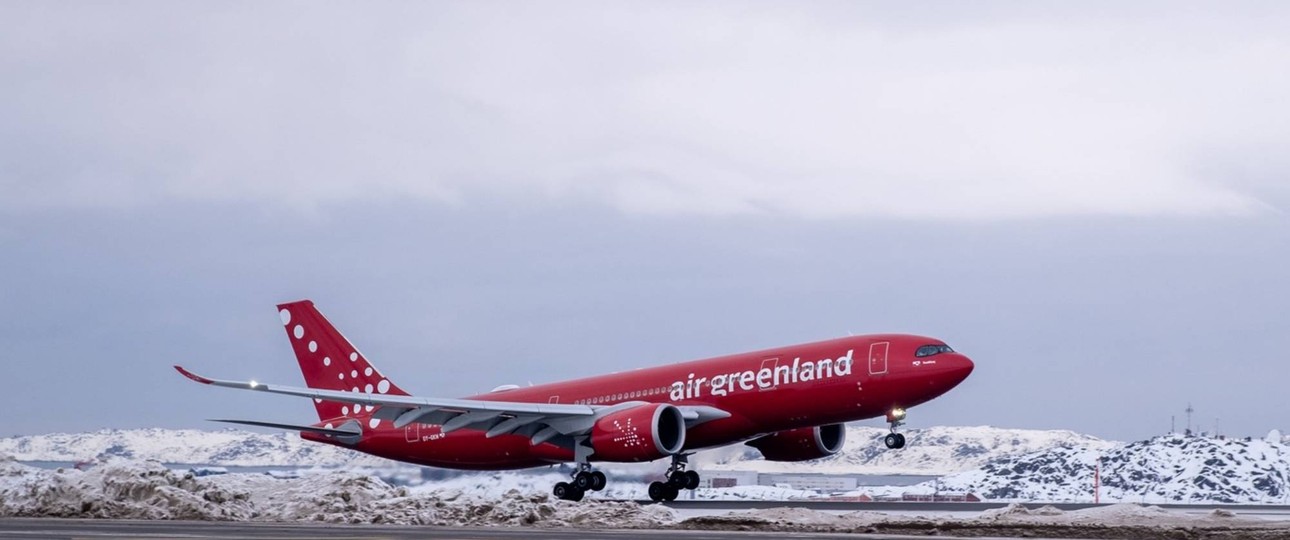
[210,419,361,438]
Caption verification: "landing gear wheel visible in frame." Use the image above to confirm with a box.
[668,472,689,488]
[662,484,679,502]
[884,433,904,449]
[683,470,700,490]
[648,481,668,502]
[554,481,574,500]
[590,471,607,491]
[566,486,584,501]
[574,471,594,491]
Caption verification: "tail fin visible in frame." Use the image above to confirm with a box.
[276,300,409,422]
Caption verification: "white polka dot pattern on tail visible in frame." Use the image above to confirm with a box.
[364,367,373,376]
[377,380,390,393]
[308,341,317,353]
[342,406,349,415]
[368,418,380,429]
[350,353,358,362]
[364,383,373,393]
[351,370,358,378]
[323,357,331,366]
[293,325,304,339]
[279,309,291,325]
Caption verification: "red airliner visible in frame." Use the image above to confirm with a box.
[176,300,973,502]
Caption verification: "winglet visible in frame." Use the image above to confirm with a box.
[174,365,213,384]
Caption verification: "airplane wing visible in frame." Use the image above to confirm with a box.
[175,365,728,446]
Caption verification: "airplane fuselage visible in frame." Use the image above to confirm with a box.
[308,333,973,469]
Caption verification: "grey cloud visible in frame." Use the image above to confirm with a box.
[1,2,1287,218]
[1,2,1287,443]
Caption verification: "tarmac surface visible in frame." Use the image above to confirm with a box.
[0,518,918,539]
[4,503,1289,539]
[657,499,1290,518]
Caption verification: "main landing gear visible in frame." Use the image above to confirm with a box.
[884,407,908,449]
[554,463,607,501]
[648,454,700,503]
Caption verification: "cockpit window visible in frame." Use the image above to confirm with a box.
[916,344,954,357]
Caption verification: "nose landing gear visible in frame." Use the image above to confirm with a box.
[884,407,907,449]
[648,454,700,502]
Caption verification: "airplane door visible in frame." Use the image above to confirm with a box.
[404,423,420,443]
[869,342,889,375]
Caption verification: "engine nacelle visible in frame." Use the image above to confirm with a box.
[746,424,846,462]
[590,403,686,462]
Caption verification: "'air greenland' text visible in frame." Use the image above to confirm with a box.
[669,349,854,401]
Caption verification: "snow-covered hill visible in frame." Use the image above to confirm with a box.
[8,427,1290,504]
[930,434,1290,504]
[1,425,1106,473]
[0,428,392,467]
[709,425,1116,476]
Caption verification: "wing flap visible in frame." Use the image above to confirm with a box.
[210,418,361,438]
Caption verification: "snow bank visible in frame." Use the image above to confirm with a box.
[0,457,253,519]
[0,458,675,527]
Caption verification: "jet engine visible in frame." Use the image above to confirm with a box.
[746,424,846,462]
[590,403,686,462]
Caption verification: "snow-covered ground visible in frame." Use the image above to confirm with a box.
[7,427,1290,505]
[3,456,1286,538]
[411,471,819,501]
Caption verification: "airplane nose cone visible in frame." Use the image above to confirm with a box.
[948,354,974,384]
[954,358,970,381]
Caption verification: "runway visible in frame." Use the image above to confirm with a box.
[0,519,908,539]
[4,502,1289,539]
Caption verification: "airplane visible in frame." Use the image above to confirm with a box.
[175,299,974,502]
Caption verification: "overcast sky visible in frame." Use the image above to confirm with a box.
[2,2,1287,442]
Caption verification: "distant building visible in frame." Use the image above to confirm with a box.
[822,494,873,502]
[901,492,980,502]
[188,466,228,477]
[711,477,738,488]
[698,470,936,494]
[699,470,760,489]
[759,473,858,492]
